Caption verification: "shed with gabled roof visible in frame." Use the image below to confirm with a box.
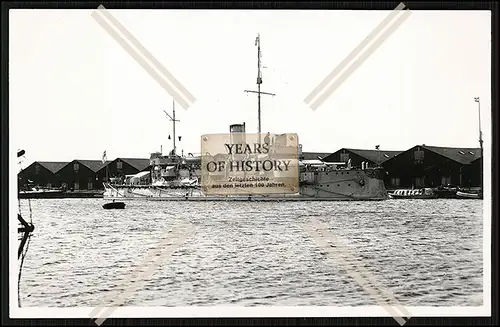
[18,161,68,190]
[97,158,151,181]
[382,144,482,189]
[56,159,110,190]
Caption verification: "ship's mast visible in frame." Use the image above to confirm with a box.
[244,34,276,134]
[163,99,180,156]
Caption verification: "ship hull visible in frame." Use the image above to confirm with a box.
[102,196,387,202]
[103,168,389,201]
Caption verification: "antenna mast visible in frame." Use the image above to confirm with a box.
[163,99,180,155]
[474,97,483,193]
[244,33,276,134]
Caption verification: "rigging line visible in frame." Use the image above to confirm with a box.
[18,162,24,215]
[300,177,361,184]
[106,183,126,197]
[123,188,151,197]
[16,152,35,307]
[28,196,33,224]
[17,160,34,224]
[308,185,356,199]
[18,234,32,307]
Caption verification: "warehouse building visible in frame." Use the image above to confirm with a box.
[382,145,482,189]
[56,160,109,191]
[18,161,68,190]
[97,158,151,182]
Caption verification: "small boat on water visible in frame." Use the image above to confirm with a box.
[103,201,126,209]
[434,184,459,199]
[388,188,437,199]
[389,186,482,200]
[456,191,482,199]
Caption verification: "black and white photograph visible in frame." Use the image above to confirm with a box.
[6,2,493,325]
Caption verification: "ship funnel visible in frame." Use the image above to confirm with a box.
[229,122,246,145]
[230,122,246,133]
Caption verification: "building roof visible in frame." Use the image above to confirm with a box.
[74,160,110,172]
[346,148,403,163]
[420,145,481,165]
[301,152,332,160]
[34,161,69,174]
[325,148,403,164]
[118,158,151,171]
[471,156,482,164]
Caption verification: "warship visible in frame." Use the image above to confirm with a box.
[103,35,389,201]
[103,129,389,201]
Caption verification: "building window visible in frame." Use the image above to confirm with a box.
[87,182,93,190]
[117,161,123,170]
[414,149,424,164]
[441,176,451,186]
[35,165,40,175]
[391,177,400,186]
[74,163,79,172]
[47,183,52,188]
[340,153,349,162]
[414,177,424,188]
[74,181,79,190]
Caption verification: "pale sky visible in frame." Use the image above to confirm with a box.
[9,9,491,165]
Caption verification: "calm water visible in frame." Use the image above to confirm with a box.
[17,199,483,307]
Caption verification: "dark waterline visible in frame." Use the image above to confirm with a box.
[17,199,483,307]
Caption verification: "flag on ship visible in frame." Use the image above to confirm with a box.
[375,145,380,150]
[102,150,107,163]
[474,97,480,102]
